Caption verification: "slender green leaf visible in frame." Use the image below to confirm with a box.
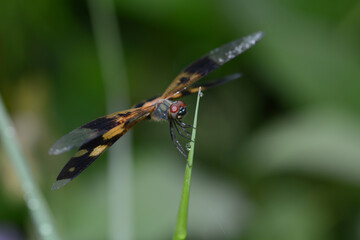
[173,87,202,240]
[0,93,60,240]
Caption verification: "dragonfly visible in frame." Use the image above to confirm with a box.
[49,31,264,190]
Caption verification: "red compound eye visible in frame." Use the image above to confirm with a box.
[177,101,186,108]
[170,104,179,113]
[170,101,186,113]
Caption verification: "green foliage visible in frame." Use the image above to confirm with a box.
[0,0,360,239]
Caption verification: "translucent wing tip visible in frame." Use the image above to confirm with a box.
[209,31,265,65]
[48,146,71,155]
[51,179,71,191]
[228,72,242,80]
[250,31,265,42]
[48,128,101,155]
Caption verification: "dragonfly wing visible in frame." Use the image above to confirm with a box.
[51,107,154,190]
[49,127,105,155]
[49,108,146,155]
[52,135,117,190]
[169,73,242,99]
[162,32,264,98]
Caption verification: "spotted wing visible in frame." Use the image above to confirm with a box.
[50,106,154,190]
[169,73,242,99]
[49,108,145,155]
[162,32,264,99]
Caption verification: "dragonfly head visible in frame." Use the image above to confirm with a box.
[169,101,187,120]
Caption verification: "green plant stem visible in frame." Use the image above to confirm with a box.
[87,0,133,239]
[173,87,202,240]
[0,93,60,240]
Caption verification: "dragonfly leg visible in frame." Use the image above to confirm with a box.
[176,120,194,129]
[173,120,192,140]
[169,120,188,158]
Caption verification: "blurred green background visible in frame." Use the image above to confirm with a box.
[1,0,360,239]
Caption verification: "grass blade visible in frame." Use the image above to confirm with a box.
[173,87,202,240]
[0,93,60,240]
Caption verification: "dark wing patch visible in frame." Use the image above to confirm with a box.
[49,108,143,155]
[161,62,215,98]
[162,32,264,98]
[183,56,219,75]
[169,73,242,99]
[179,77,191,84]
[51,106,154,190]
[51,135,120,190]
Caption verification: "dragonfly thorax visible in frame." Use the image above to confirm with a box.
[151,100,187,121]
